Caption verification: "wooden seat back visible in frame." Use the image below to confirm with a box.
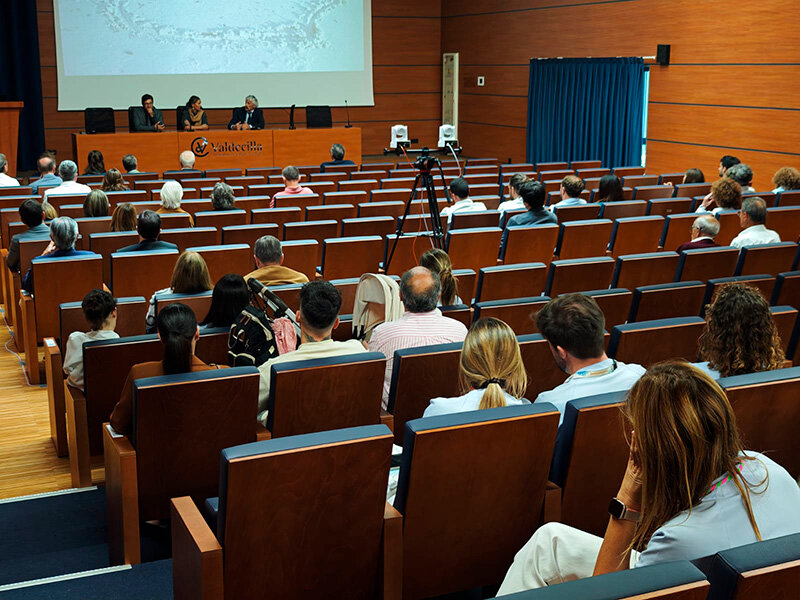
[110,250,179,300]
[339,179,378,194]
[552,203,602,223]
[579,288,633,329]
[599,200,647,221]
[446,226,503,273]
[75,217,112,249]
[272,194,321,211]
[340,216,395,238]
[59,296,147,346]
[320,236,382,280]
[450,210,502,230]
[735,242,797,276]
[473,296,550,335]
[555,219,613,259]
[220,223,278,247]
[188,244,252,281]
[325,190,369,206]
[545,256,615,297]
[628,281,706,322]
[283,219,338,243]
[609,317,705,366]
[674,182,711,198]
[250,207,302,230]
[517,334,568,399]
[475,262,548,302]
[659,212,701,250]
[609,215,665,257]
[622,175,660,188]
[569,160,601,170]
[633,185,674,200]
[304,181,336,196]
[88,232,139,283]
[676,246,739,281]
[702,275,776,310]
[154,290,213,323]
[772,270,800,308]
[18,237,53,275]
[194,210,247,243]
[159,227,216,251]
[502,224,559,265]
[358,200,405,219]
[715,209,741,245]
[158,212,192,229]
[611,251,680,289]
[381,232,431,276]
[612,166,646,178]
[306,202,356,222]
[281,239,319,279]
[647,197,695,216]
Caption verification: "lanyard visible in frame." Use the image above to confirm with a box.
[566,360,617,383]
[703,463,744,498]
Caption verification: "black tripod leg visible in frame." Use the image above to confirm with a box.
[385,173,424,273]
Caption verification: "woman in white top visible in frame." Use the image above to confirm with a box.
[63,289,119,390]
[424,317,529,417]
[695,177,741,215]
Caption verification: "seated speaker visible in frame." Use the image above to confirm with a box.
[84,107,115,134]
[306,105,332,128]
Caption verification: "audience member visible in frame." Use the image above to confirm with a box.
[725,163,755,193]
[682,168,705,184]
[101,168,127,191]
[257,279,367,424]
[157,180,194,225]
[121,154,140,174]
[271,166,312,207]
[200,274,250,329]
[182,95,208,131]
[497,173,529,212]
[320,143,356,172]
[419,248,461,306]
[178,150,196,170]
[63,289,119,390]
[7,199,49,272]
[497,362,800,595]
[440,177,487,224]
[83,189,110,217]
[132,93,165,132]
[533,293,645,422]
[110,203,138,232]
[550,175,586,209]
[145,251,213,331]
[424,317,529,417]
[117,210,178,252]
[500,180,557,255]
[369,266,468,408]
[676,215,719,252]
[30,153,62,193]
[718,154,740,177]
[594,174,623,203]
[0,153,20,187]
[43,160,91,200]
[210,182,235,210]
[229,95,264,130]
[244,235,309,285]
[22,216,93,293]
[730,196,780,248]
[110,303,217,435]
[695,177,741,215]
[695,283,785,379]
[82,150,105,175]
[42,202,58,220]
[771,166,800,193]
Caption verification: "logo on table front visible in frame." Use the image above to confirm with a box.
[191,137,210,157]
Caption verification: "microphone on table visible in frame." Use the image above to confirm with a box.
[345,100,352,128]
[289,104,296,130]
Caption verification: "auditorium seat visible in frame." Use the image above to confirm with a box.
[538,169,574,182]
[608,215,665,257]
[154,290,213,323]
[110,249,179,300]
[771,271,800,307]
[473,296,550,335]
[340,216,395,238]
[647,197,695,216]
[500,224,559,264]
[449,210,501,230]
[319,236,382,279]
[578,288,633,329]
[46,193,85,211]
[310,171,347,184]
[245,166,282,178]
[104,367,260,564]
[160,226,217,251]
[380,177,417,190]
[89,231,139,282]
[357,200,405,220]
[230,196,267,216]
[249,183,286,197]
[659,212,701,251]
[158,212,193,229]
[178,199,213,215]
[224,175,263,192]
[598,200,647,221]
[575,167,610,179]
[545,256,615,297]
[734,241,798,276]
[675,246,739,281]
[474,262,548,302]
[106,189,147,206]
[305,180,337,196]
[776,190,800,207]
[446,226,503,273]
[188,244,252,281]
[351,170,387,182]
[306,202,356,222]
[269,283,303,312]
[769,306,798,355]
[163,170,202,183]
[75,217,112,249]
[555,219,613,260]
[395,404,559,598]
[552,203,602,222]
[272,194,320,211]
[368,188,411,204]
[191,210,246,243]
[0,185,31,196]
[608,316,705,366]
[612,166,646,178]
[658,172,686,185]
[322,190,367,205]
[622,174,659,188]
[221,223,279,247]
[361,160,394,172]
[251,206,302,230]
[702,274,776,308]
[59,204,85,219]
[714,209,741,246]
[338,179,378,194]
[611,251,680,289]
[281,239,319,279]
[674,182,712,198]
[633,185,674,201]
[283,219,338,250]
[628,280,706,322]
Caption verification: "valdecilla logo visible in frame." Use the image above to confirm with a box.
[191,136,210,157]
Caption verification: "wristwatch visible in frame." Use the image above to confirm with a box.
[608,497,641,522]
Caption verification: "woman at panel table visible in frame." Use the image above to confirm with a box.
[182,95,209,132]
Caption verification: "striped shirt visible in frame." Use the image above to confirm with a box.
[369,310,468,409]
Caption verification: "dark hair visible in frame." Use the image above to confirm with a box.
[684,168,705,184]
[331,143,345,161]
[137,210,161,240]
[561,175,585,198]
[157,303,197,375]
[200,274,250,328]
[81,289,117,330]
[535,293,605,359]
[419,249,459,306]
[519,180,546,211]
[186,95,200,108]
[596,174,623,203]
[299,279,342,331]
[508,173,528,195]
[400,266,441,313]
[19,199,43,228]
[449,177,469,199]
[141,94,154,106]
[720,155,740,171]
[84,150,105,175]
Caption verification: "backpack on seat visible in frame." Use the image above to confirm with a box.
[228,305,280,366]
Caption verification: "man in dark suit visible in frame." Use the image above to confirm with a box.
[676,215,720,253]
[320,143,356,171]
[7,199,50,272]
[117,210,178,252]
[132,94,165,132]
[229,95,264,130]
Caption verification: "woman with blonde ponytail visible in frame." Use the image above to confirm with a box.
[419,248,461,306]
[423,317,528,416]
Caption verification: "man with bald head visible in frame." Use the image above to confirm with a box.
[369,266,468,408]
[179,150,196,170]
[676,215,720,253]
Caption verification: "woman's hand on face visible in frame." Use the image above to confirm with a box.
[617,430,643,510]
[41,241,57,256]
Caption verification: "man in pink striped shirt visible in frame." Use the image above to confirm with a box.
[369,266,468,408]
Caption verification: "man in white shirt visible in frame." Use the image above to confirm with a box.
[257,279,367,426]
[43,160,91,200]
[440,177,487,224]
[730,196,781,248]
[0,153,20,187]
[533,293,645,423]
[369,266,468,408]
[549,175,586,210]
[497,173,529,212]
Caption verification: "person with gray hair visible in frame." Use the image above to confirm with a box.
[229,95,264,130]
[731,196,780,248]
[178,150,196,170]
[676,215,720,252]
[244,235,309,286]
[271,165,313,207]
[21,216,94,293]
[725,163,755,194]
[0,153,21,187]
[43,160,91,201]
[157,180,194,226]
[210,182,236,211]
[369,266,469,408]
[121,154,140,174]
[320,143,356,172]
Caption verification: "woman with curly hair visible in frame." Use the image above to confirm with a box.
[772,166,800,193]
[696,282,785,379]
[695,177,742,215]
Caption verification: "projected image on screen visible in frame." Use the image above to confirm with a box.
[58,0,363,76]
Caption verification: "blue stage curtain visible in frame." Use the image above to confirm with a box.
[0,2,45,171]
[527,57,645,168]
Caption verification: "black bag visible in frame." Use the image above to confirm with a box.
[228,305,280,366]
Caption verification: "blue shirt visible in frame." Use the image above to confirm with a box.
[30,173,63,193]
[500,210,558,258]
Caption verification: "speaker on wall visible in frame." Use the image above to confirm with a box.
[656,44,671,66]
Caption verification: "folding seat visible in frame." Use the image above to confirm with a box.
[245,166,281,178]
[647,197,695,216]
[75,217,112,248]
[769,305,798,355]
[110,249,179,302]
[771,270,800,307]
[0,185,31,197]
[162,170,203,183]
[467,157,500,166]
[611,251,680,289]
[360,160,394,173]
[554,219,613,260]
[734,241,797,276]
[658,172,686,185]
[765,206,800,242]
[674,182,712,198]
[280,239,319,280]
[675,246,739,281]
[190,210,245,243]
[304,180,336,196]
[380,177,417,190]
[628,281,706,322]
[250,206,302,230]
[450,210,501,230]
[378,232,430,276]
[171,425,397,600]
[464,164,499,174]
[612,166,646,178]
[369,188,412,203]
[463,173,500,186]
[230,196,267,217]
[358,200,405,219]
[340,216,395,238]
[159,226,216,251]
[322,190,367,205]
[471,194,502,210]
[578,288,633,329]
[351,170,387,182]
[249,183,285,197]
[608,215,665,257]
[129,200,162,213]
[633,185,674,201]
[283,219,338,250]
[598,200,647,221]
[223,175,263,192]
[575,167,610,179]
[153,291,213,326]
[188,244,252,281]
[272,194,320,211]
[622,174,660,188]
[743,191,777,206]
[445,226,503,273]
[538,169,574,182]
[59,204,87,219]
[535,161,569,171]
[310,171,347,184]
[501,162,535,174]
[501,171,537,186]
[569,160,602,170]
[179,199,214,215]
[552,203,602,222]
[158,212,193,229]
[200,185,244,200]
[702,275,776,310]
[608,316,705,366]
[545,256,615,297]
[338,179,378,194]
[121,171,158,184]
[89,231,140,282]
[37,192,86,212]
[777,190,800,207]
[714,209,741,245]
[306,202,356,222]
[269,283,303,312]
[220,223,279,247]
[106,190,147,207]
[318,236,382,279]
[659,212,701,251]
[474,262,548,302]
[394,404,559,598]
[131,179,165,199]
[473,296,550,335]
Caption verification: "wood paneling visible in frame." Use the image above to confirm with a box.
[460,95,527,127]
[459,123,526,164]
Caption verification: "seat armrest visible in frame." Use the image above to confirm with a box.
[380,409,394,433]
[381,502,403,600]
[103,422,140,565]
[171,496,224,600]
[65,382,92,487]
[43,338,68,457]
[255,422,271,441]
[20,290,39,384]
[543,480,562,524]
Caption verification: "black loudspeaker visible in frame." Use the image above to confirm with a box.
[306,105,332,128]
[84,107,115,134]
[656,44,671,66]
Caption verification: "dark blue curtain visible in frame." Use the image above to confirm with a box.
[0,2,45,171]
[527,57,644,168]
